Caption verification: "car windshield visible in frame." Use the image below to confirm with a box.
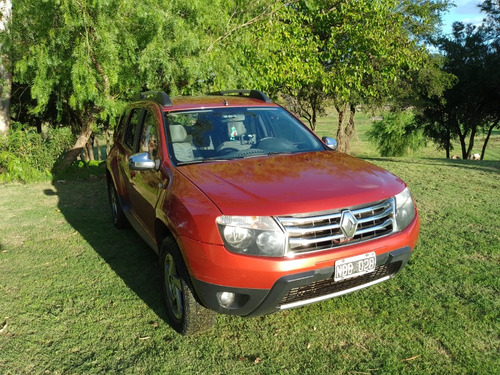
[164,107,325,165]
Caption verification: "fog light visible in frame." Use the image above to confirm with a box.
[217,292,236,308]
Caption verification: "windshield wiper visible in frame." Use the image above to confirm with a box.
[267,151,293,156]
[176,158,231,166]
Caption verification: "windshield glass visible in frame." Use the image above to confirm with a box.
[164,107,325,165]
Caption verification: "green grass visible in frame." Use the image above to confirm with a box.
[1,121,499,374]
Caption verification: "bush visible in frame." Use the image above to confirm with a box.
[367,111,426,157]
[0,125,74,183]
[0,151,47,182]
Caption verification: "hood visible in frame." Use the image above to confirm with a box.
[178,151,406,216]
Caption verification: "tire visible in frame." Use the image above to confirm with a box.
[160,237,216,335]
[108,182,128,229]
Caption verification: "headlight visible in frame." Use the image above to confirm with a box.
[216,216,286,257]
[395,187,416,231]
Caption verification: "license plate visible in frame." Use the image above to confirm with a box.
[334,252,376,281]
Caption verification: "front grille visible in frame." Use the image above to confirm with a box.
[277,198,395,255]
[278,261,401,307]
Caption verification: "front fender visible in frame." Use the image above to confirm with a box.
[155,168,223,246]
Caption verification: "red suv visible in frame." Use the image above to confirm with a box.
[106,90,420,335]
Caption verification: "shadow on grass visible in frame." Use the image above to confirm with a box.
[44,162,167,322]
[364,156,500,174]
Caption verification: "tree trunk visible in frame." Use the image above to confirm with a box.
[344,104,356,155]
[454,120,468,159]
[335,102,355,154]
[82,146,89,162]
[458,134,467,159]
[480,119,499,160]
[310,92,320,131]
[0,0,12,136]
[445,128,451,159]
[86,133,95,161]
[55,121,93,171]
[335,102,347,153]
[465,126,477,160]
[311,104,317,131]
[96,137,101,161]
[0,67,10,135]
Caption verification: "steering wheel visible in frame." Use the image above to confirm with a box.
[218,147,240,155]
[258,137,276,143]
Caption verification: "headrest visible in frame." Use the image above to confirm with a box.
[228,122,246,137]
[170,125,188,143]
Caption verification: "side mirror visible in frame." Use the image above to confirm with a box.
[322,137,338,151]
[129,152,156,171]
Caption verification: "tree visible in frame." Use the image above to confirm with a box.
[479,0,500,159]
[253,0,450,153]
[6,0,146,168]
[417,17,500,160]
[0,0,11,136]
[481,0,500,29]
[4,0,282,169]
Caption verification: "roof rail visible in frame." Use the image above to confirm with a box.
[208,90,272,103]
[135,91,173,107]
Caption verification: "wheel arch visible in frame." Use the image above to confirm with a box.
[154,219,193,275]
[154,218,174,255]
[157,226,209,310]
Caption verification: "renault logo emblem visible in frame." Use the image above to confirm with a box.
[340,210,358,240]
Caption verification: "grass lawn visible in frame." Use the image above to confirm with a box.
[1,115,499,374]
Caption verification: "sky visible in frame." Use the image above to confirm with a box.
[441,0,485,35]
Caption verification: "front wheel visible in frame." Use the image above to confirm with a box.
[160,237,216,335]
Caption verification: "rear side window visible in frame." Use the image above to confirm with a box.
[114,111,129,142]
[124,109,143,150]
[138,111,160,160]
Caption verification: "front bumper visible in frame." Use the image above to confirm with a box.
[190,246,412,317]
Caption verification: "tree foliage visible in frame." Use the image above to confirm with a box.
[2,0,456,169]
[253,0,450,153]
[6,0,282,117]
[3,0,280,168]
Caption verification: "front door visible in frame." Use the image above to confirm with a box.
[126,108,163,240]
